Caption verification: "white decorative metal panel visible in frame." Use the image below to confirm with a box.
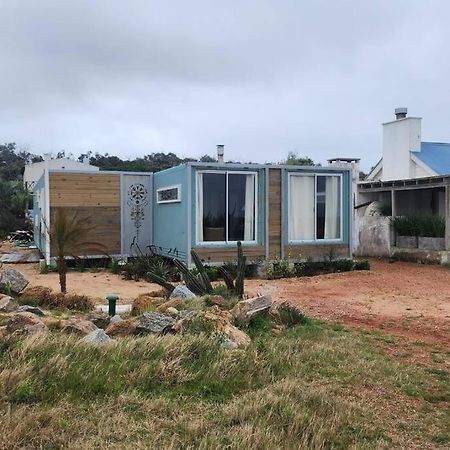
[121,174,153,255]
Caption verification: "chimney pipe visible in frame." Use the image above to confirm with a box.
[217,144,224,163]
[395,107,408,120]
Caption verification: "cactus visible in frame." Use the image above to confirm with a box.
[173,259,206,295]
[145,271,175,293]
[218,266,235,291]
[191,250,213,294]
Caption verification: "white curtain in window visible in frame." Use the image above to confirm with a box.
[196,173,203,242]
[244,175,255,241]
[289,175,315,240]
[324,176,340,239]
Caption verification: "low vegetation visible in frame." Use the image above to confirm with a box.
[0,321,448,448]
[392,214,445,238]
[19,286,93,312]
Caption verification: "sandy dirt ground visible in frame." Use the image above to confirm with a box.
[4,258,450,347]
[247,259,450,347]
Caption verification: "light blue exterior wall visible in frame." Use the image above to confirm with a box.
[282,167,351,248]
[190,165,267,249]
[152,165,190,262]
[32,173,47,254]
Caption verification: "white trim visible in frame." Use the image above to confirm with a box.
[44,168,51,264]
[195,170,258,246]
[156,184,182,204]
[287,172,344,244]
[366,159,383,181]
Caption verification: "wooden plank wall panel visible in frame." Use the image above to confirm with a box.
[196,246,265,263]
[49,173,120,207]
[50,207,121,256]
[268,168,282,259]
[285,243,350,260]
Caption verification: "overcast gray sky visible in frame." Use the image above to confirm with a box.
[1,0,450,170]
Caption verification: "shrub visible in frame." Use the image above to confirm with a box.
[354,260,370,270]
[278,303,307,327]
[392,215,445,238]
[19,286,93,311]
[332,259,355,272]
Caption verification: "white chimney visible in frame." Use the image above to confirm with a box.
[217,145,224,163]
[82,156,89,165]
[381,108,422,180]
[43,153,52,161]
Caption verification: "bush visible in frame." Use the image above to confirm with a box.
[392,215,445,238]
[332,259,355,272]
[354,260,370,270]
[278,303,307,327]
[19,286,93,311]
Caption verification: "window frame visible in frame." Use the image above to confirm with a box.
[156,184,182,204]
[196,170,258,246]
[287,172,343,243]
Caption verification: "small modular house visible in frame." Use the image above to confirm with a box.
[153,162,352,265]
[33,162,352,266]
[33,170,153,262]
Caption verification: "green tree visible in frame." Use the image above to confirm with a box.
[283,151,317,166]
[50,210,104,293]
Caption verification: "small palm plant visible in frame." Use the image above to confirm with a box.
[50,209,105,293]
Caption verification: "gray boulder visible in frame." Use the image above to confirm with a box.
[62,319,98,336]
[88,311,110,329]
[169,285,196,300]
[17,305,45,316]
[6,312,47,335]
[231,295,273,324]
[0,268,29,294]
[0,296,19,313]
[81,329,113,346]
[136,312,175,334]
[110,314,123,323]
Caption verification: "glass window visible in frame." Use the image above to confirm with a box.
[197,172,256,243]
[289,174,341,241]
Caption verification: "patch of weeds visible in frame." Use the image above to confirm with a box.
[278,302,307,327]
[426,368,449,381]
[433,434,450,445]
[12,382,35,404]
[354,260,370,270]
[246,314,276,338]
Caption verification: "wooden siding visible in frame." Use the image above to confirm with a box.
[50,207,121,256]
[285,243,350,261]
[195,246,265,263]
[268,168,282,259]
[49,173,120,207]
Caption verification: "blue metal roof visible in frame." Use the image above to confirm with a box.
[414,141,450,175]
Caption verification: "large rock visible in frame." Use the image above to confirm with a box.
[207,295,230,309]
[81,329,112,346]
[62,319,98,335]
[88,311,110,329]
[169,285,196,300]
[105,319,137,337]
[203,307,251,349]
[156,297,183,313]
[6,312,47,335]
[0,296,19,313]
[231,295,272,324]
[17,305,45,316]
[136,312,175,334]
[0,268,29,294]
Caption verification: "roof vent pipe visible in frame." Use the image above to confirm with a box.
[217,145,224,163]
[395,107,408,120]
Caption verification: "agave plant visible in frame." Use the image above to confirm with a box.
[50,209,105,293]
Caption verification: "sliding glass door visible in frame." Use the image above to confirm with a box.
[289,173,341,242]
[197,171,257,243]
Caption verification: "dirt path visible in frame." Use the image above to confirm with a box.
[247,259,450,347]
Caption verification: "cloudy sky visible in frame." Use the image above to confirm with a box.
[1,1,450,170]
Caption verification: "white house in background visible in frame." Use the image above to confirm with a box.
[367,107,450,181]
[23,154,99,191]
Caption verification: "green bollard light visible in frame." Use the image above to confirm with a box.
[106,294,119,317]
